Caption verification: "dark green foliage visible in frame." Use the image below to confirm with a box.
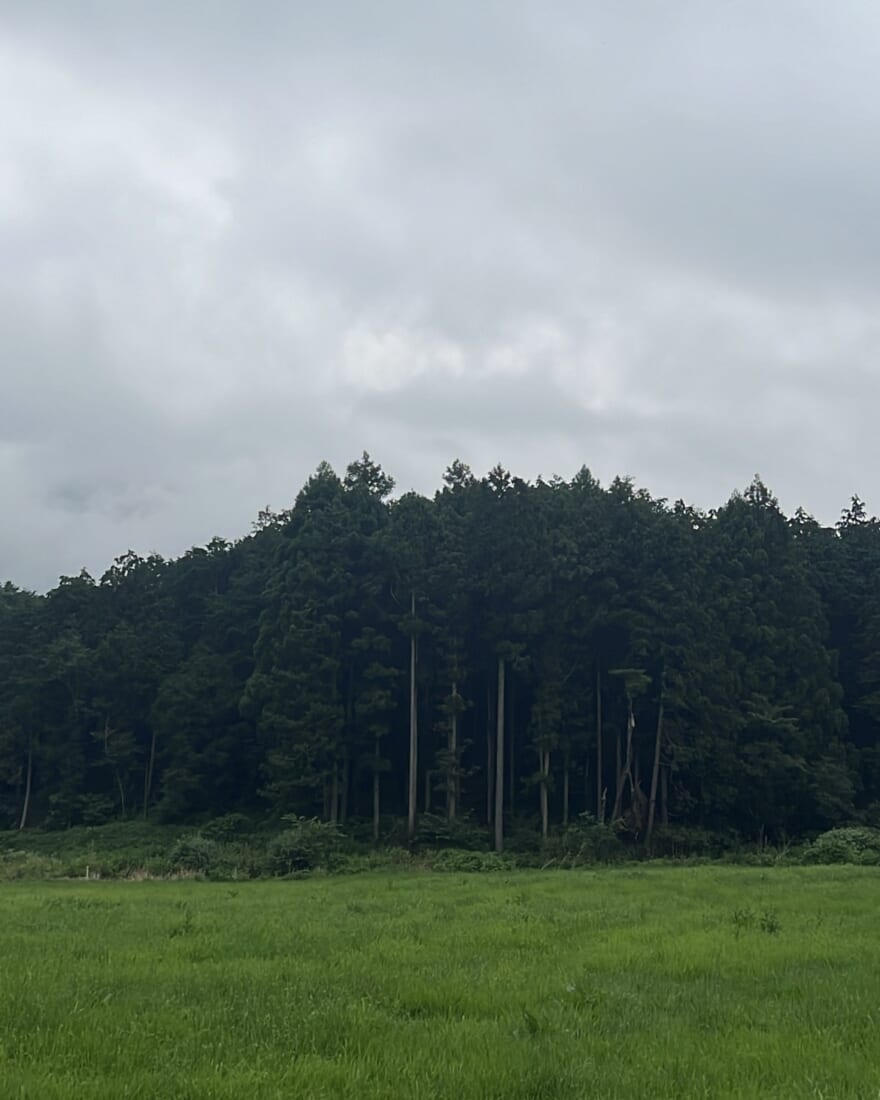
[2,461,879,850]
[266,816,345,874]
[200,813,253,842]
[429,849,511,872]
[553,816,629,865]
[414,813,489,850]
[168,832,268,879]
[801,826,880,865]
[650,826,739,859]
[169,834,223,874]
[0,822,187,878]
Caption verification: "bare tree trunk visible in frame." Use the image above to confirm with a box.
[494,656,505,853]
[372,737,381,843]
[645,695,665,851]
[407,591,418,840]
[340,747,350,825]
[539,749,549,839]
[343,672,353,826]
[143,727,157,821]
[612,696,635,821]
[486,683,494,826]
[18,742,33,831]
[562,748,570,828]
[352,769,360,819]
[330,765,339,824]
[447,681,458,821]
[116,772,126,819]
[595,662,604,823]
[660,765,669,827]
[508,677,515,816]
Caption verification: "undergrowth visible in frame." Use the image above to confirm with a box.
[0,820,875,881]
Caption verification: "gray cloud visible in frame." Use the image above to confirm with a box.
[1,1,878,589]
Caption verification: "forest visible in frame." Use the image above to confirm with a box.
[1,455,878,849]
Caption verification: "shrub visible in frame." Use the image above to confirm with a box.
[414,813,490,851]
[505,820,544,856]
[200,813,253,842]
[650,826,739,859]
[430,848,512,873]
[0,850,65,881]
[553,816,629,866]
[380,846,415,867]
[267,816,345,875]
[727,849,782,867]
[45,793,117,829]
[169,834,224,874]
[801,827,880,866]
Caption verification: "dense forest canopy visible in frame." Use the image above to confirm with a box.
[2,456,878,847]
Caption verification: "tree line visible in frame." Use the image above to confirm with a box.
[1,455,878,848]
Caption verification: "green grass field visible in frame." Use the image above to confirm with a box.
[1,866,877,1099]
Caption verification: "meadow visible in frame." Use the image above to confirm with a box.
[1,866,878,1099]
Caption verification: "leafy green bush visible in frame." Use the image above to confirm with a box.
[167,834,268,879]
[0,823,192,879]
[0,823,185,859]
[862,802,880,828]
[720,844,802,867]
[650,826,739,859]
[553,816,629,865]
[430,848,512,872]
[44,793,118,828]
[267,816,345,875]
[414,813,490,850]
[801,827,880,866]
[0,850,65,880]
[200,813,253,842]
[380,846,415,867]
[169,834,224,874]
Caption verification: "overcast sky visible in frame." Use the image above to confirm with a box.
[2,1,879,591]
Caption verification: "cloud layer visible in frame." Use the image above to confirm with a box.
[3,1,879,589]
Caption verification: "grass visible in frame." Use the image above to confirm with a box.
[1,866,878,1098]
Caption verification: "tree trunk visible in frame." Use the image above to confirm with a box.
[116,771,126,819]
[330,765,339,824]
[18,742,33,831]
[612,695,635,821]
[508,676,515,816]
[595,661,604,823]
[645,695,665,851]
[486,683,495,826]
[447,681,458,821]
[539,749,549,839]
[494,656,505,853]
[343,670,353,825]
[352,769,360,819]
[424,769,432,814]
[562,748,570,828]
[143,727,157,821]
[340,747,350,825]
[407,591,418,840]
[372,736,381,843]
[660,765,669,826]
